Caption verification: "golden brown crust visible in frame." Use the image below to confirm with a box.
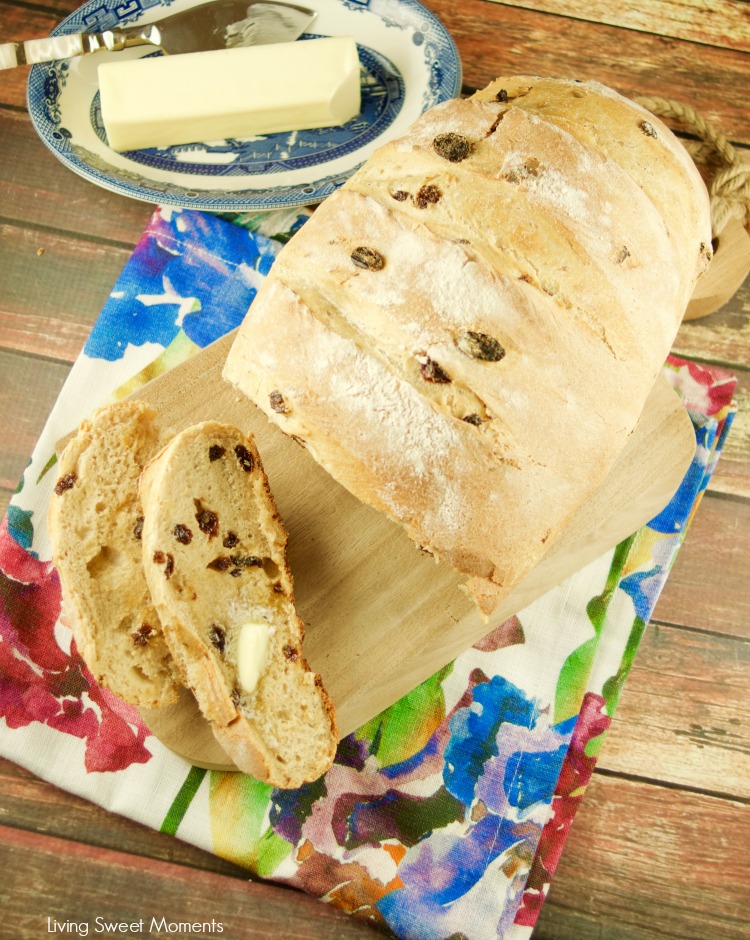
[223,76,711,612]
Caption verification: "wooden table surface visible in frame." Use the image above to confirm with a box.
[1,1,749,937]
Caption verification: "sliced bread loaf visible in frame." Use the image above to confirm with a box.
[222,76,711,614]
[48,401,182,708]
[138,421,337,787]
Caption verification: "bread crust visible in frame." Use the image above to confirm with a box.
[139,421,337,787]
[223,76,711,612]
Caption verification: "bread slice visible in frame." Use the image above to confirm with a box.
[48,401,181,708]
[138,421,337,787]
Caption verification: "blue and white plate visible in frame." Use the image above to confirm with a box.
[27,0,461,210]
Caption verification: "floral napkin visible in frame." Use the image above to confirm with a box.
[0,207,738,940]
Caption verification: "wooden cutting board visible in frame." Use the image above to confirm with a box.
[69,331,694,771]
[685,216,750,319]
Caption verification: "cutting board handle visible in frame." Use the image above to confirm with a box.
[635,94,750,319]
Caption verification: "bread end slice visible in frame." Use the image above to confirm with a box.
[139,421,337,788]
[48,401,182,708]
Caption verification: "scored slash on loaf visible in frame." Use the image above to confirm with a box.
[223,75,712,615]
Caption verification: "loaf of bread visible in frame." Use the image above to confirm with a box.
[223,76,712,613]
[138,421,337,787]
[48,401,181,708]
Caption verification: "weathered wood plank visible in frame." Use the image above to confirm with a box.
[491,0,750,52]
[0,0,78,14]
[655,493,750,640]
[707,369,750,498]
[676,267,749,367]
[0,824,377,939]
[598,623,750,796]
[424,0,750,145]
[0,109,153,244]
[0,309,90,364]
[536,774,750,940]
[0,757,248,879]
[0,222,130,361]
[0,349,70,493]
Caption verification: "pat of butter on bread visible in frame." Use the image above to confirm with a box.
[98,36,361,152]
[237,622,273,694]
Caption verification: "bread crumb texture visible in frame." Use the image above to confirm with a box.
[48,402,181,708]
[139,421,337,788]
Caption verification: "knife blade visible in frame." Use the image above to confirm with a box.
[0,0,317,71]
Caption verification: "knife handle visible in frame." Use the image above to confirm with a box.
[0,30,156,70]
[0,35,85,69]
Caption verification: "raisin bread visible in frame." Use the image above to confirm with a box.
[223,76,712,613]
[138,421,337,787]
[48,401,181,708]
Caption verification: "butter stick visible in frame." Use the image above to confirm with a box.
[98,36,361,152]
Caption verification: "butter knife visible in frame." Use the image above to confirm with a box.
[0,0,317,70]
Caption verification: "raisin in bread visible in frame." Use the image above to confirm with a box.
[223,75,712,614]
[138,421,337,787]
[48,401,181,708]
